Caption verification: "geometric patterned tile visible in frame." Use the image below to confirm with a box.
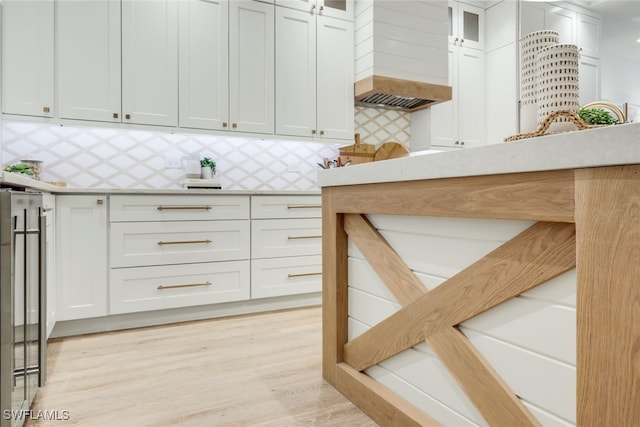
[2,107,412,190]
[1,120,341,190]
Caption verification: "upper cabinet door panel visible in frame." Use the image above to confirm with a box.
[275,6,317,138]
[122,0,179,127]
[178,0,229,130]
[275,0,353,21]
[57,0,122,122]
[316,16,354,140]
[2,0,54,117]
[229,0,275,134]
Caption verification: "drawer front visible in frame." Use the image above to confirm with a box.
[251,195,321,219]
[251,218,321,258]
[251,255,322,299]
[111,220,250,267]
[110,195,249,222]
[110,260,250,314]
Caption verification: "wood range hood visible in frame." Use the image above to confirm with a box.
[354,75,452,112]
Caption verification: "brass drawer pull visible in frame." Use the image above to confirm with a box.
[287,235,321,240]
[287,272,322,278]
[157,239,212,246]
[158,281,212,290]
[157,205,212,211]
[287,205,321,209]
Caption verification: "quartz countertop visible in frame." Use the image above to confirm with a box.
[318,122,640,187]
[0,173,320,196]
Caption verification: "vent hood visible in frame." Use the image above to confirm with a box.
[354,1,452,112]
[355,75,452,112]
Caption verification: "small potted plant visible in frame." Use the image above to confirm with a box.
[200,157,216,179]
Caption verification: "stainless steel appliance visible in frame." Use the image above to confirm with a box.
[1,190,46,427]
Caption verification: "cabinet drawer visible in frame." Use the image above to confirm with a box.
[251,195,321,219]
[110,195,249,222]
[110,220,250,267]
[251,218,321,258]
[251,255,321,298]
[110,260,250,314]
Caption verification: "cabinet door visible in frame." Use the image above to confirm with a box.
[457,2,484,51]
[2,0,54,117]
[57,0,122,122]
[576,13,601,58]
[546,5,575,45]
[56,196,108,321]
[42,194,56,338]
[275,6,317,138]
[457,47,485,148]
[430,45,456,148]
[276,0,353,21]
[316,15,354,140]
[229,0,275,134]
[122,0,178,126]
[179,0,229,130]
[579,56,600,106]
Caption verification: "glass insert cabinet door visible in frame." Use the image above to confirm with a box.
[448,1,484,50]
[275,0,353,21]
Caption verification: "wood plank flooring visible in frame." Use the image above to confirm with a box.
[27,307,377,427]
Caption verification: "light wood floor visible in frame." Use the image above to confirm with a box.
[27,307,377,427]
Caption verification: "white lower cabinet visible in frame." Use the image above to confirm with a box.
[251,195,322,298]
[109,194,251,314]
[54,193,321,333]
[110,260,250,314]
[55,195,108,321]
[42,193,56,337]
[251,255,321,299]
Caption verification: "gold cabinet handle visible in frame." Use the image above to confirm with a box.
[232,123,237,128]
[319,130,325,135]
[287,272,322,278]
[287,205,321,209]
[157,281,212,290]
[222,122,228,127]
[113,113,119,119]
[311,129,316,135]
[97,198,104,205]
[43,106,50,113]
[125,113,131,120]
[157,239,212,246]
[287,235,321,240]
[157,205,212,211]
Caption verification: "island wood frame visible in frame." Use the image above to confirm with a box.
[322,165,640,427]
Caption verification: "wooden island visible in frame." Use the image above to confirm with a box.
[318,122,640,426]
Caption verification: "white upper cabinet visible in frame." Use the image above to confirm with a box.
[432,1,485,149]
[275,0,353,21]
[179,0,229,130]
[276,6,354,140]
[179,0,275,134]
[229,0,275,134]
[2,0,54,117]
[276,7,317,138]
[520,1,601,58]
[122,0,179,127]
[57,0,122,122]
[316,16,354,140]
[449,1,484,51]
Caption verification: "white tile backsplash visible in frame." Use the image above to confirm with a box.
[2,121,338,190]
[2,107,411,190]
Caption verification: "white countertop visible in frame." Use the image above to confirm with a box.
[0,172,320,196]
[318,122,640,187]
